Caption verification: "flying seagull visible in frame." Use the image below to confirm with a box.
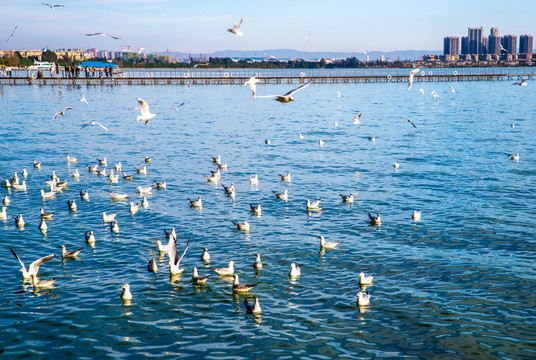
[6,26,17,42]
[81,121,108,131]
[407,68,419,91]
[52,107,72,121]
[42,3,64,10]
[256,81,313,103]
[244,76,260,99]
[227,18,243,37]
[80,94,88,105]
[85,33,120,40]
[512,77,529,86]
[399,116,417,128]
[136,98,156,125]
[304,32,312,42]
[167,103,185,111]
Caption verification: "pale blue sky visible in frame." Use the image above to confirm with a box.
[1,0,534,53]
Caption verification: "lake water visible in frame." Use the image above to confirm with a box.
[0,75,535,359]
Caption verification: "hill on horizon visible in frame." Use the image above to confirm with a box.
[163,49,442,61]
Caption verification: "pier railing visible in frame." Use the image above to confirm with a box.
[1,67,534,86]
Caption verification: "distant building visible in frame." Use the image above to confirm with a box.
[488,27,502,55]
[443,36,460,55]
[502,35,518,54]
[468,27,483,55]
[519,35,534,54]
[461,36,468,55]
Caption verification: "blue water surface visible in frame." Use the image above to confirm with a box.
[0,76,535,359]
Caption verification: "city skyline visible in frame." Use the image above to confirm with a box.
[2,0,536,54]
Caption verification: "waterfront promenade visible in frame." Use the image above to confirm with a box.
[1,67,534,86]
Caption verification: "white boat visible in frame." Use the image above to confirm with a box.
[28,62,56,71]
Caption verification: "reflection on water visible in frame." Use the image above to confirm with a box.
[0,79,535,359]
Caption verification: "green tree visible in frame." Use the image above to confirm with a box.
[41,50,58,62]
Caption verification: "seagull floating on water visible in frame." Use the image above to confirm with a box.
[213,261,235,276]
[85,231,95,245]
[191,267,210,283]
[110,192,129,200]
[243,297,262,314]
[253,253,262,270]
[232,274,257,293]
[289,263,301,277]
[232,220,250,232]
[272,189,289,201]
[356,291,371,306]
[306,198,322,210]
[227,18,244,37]
[201,248,210,263]
[60,245,82,259]
[279,172,291,182]
[102,211,117,222]
[40,208,55,220]
[250,203,262,216]
[509,153,520,162]
[109,220,119,233]
[353,112,362,125]
[412,210,422,221]
[148,258,158,273]
[368,213,381,226]
[31,273,56,289]
[319,235,342,249]
[249,174,258,185]
[188,196,202,208]
[121,284,132,301]
[340,193,354,203]
[80,190,89,200]
[358,272,375,285]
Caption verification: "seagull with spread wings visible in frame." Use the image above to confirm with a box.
[81,121,108,131]
[136,98,156,125]
[399,116,417,128]
[244,76,260,99]
[168,236,191,275]
[227,18,243,37]
[42,3,64,10]
[85,33,120,40]
[6,26,17,42]
[256,81,313,103]
[407,68,419,90]
[52,107,72,121]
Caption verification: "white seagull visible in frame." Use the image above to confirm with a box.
[358,272,375,285]
[253,253,262,270]
[289,263,301,277]
[10,247,55,280]
[368,213,381,226]
[80,94,88,105]
[340,193,354,203]
[256,81,313,103]
[168,236,190,275]
[52,107,72,121]
[81,121,108,131]
[227,18,243,37]
[85,32,120,40]
[136,98,156,125]
[244,76,260,99]
[232,274,257,293]
[407,68,419,91]
[213,261,235,276]
[356,291,371,306]
[6,26,17,42]
[353,112,362,125]
[191,267,210,284]
[412,210,422,221]
[306,198,322,210]
[42,3,64,10]
[319,235,342,249]
[243,297,262,314]
[121,284,132,301]
[304,32,312,42]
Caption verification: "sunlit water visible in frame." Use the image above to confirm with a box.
[1,76,535,359]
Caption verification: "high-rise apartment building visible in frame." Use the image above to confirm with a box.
[443,36,460,55]
[461,36,468,55]
[519,35,534,54]
[488,27,502,55]
[502,35,518,54]
[468,27,483,54]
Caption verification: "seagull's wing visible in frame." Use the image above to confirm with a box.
[233,18,243,31]
[137,98,150,116]
[85,33,99,36]
[9,246,27,272]
[176,237,191,266]
[284,81,312,97]
[52,112,61,121]
[168,234,177,265]
[81,121,90,129]
[28,254,55,275]
[64,107,72,112]
[42,3,51,7]
[254,94,279,99]
[108,34,120,40]
[95,122,108,131]
[176,102,185,108]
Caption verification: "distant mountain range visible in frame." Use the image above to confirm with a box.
[163,49,442,61]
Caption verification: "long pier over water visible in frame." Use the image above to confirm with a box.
[1,67,534,86]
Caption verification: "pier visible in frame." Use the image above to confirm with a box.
[1,67,534,86]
